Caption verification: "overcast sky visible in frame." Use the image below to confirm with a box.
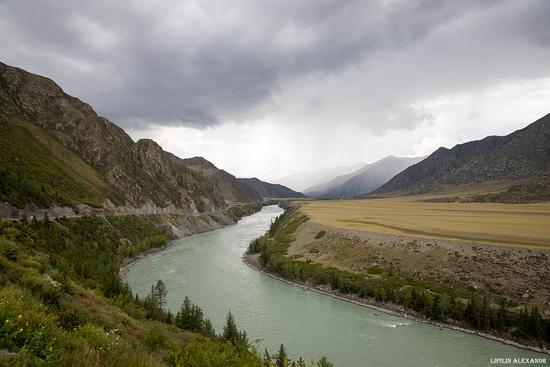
[1,0,549,180]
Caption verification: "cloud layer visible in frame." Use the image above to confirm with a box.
[1,0,549,179]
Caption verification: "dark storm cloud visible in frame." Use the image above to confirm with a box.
[0,0,548,129]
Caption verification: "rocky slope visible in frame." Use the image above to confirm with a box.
[173,155,263,203]
[0,62,234,213]
[238,177,305,198]
[374,114,550,198]
[306,156,423,199]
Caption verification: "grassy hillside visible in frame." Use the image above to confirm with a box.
[0,215,329,366]
[0,117,124,209]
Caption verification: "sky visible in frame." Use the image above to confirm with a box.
[1,0,549,181]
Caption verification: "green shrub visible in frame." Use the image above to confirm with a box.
[367,266,384,275]
[143,326,167,351]
[314,231,326,239]
[1,238,20,261]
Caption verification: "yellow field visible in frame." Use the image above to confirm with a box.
[299,198,550,248]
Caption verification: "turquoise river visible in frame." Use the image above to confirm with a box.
[124,205,548,366]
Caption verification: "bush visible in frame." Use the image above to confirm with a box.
[314,231,326,239]
[1,238,20,261]
[143,326,167,352]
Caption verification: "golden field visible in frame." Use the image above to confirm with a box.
[299,198,550,248]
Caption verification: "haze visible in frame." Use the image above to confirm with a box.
[1,0,549,181]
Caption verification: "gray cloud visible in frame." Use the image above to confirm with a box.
[0,0,549,134]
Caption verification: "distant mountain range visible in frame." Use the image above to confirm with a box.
[373,113,550,201]
[306,156,424,199]
[0,62,301,215]
[274,162,365,192]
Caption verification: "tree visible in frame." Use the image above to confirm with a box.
[275,344,289,367]
[153,280,168,310]
[222,311,249,353]
[295,357,307,367]
[263,349,272,367]
[222,310,239,343]
[317,356,334,367]
[142,280,169,320]
[175,296,207,332]
[203,317,216,337]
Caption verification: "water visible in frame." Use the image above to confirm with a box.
[124,206,548,366]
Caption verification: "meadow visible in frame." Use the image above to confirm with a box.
[299,198,550,248]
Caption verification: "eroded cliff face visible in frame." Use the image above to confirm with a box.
[0,62,225,213]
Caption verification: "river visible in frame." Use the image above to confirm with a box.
[124,205,547,366]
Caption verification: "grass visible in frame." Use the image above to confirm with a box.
[299,198,550,248]
[0,117,124,208]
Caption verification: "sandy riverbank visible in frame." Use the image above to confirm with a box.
[243,253,550,355]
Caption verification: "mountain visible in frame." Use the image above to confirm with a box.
[238,177,305,198]
[170,155,262,204]
[274,162,364,192]
[0,62,263,214]
[374,114,550,198]
[306,156,424,199]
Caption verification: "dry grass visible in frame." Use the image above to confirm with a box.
[299,198,550,248]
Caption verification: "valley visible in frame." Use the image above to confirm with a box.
[1,62,549,366]
[2,2,550,365]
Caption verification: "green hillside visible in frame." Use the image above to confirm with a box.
[0,214,327,366]
[0,117,124,208]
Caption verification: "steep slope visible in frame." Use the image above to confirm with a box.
[0,62,224,213]
[173,156,262,204]
[274,162,364,192]
[307,156,424,199]
[374,113,550,197]
[238,177,305,198]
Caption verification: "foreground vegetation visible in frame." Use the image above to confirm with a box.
[0,214,331,366]
[248,209,550,348]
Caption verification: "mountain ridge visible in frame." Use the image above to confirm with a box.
[306,155,424,199]
[373,114,550,198]
[238,177,305,199]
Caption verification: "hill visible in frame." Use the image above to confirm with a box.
[238,177,305,198]
[0,62,263,214]
[306,156,423,199]
[374,114,550,200]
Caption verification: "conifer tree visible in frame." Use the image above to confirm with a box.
[275,344,289,367]
[317,356,334,367]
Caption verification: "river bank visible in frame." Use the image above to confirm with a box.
[119,205,266,278]
[243,253,550,355]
